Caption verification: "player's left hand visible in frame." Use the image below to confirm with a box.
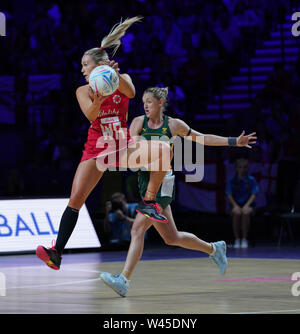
[236,130,257,148]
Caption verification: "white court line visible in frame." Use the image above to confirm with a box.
[7,278,101,290]
[3,265,103,291]
[231,308,300,314]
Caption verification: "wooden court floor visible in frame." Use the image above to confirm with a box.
[1,250,300,314]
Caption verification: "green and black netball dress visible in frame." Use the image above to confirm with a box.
[138,115,175,209]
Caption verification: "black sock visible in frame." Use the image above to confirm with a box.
[55,206,79,255]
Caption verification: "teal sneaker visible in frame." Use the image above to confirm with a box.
[100,272,130,297]
[210,241,227,275]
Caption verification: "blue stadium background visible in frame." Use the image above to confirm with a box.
[0,0,299,248]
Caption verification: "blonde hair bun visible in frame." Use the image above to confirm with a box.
[143,87,169,111]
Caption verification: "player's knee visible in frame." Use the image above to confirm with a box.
[130,224,146,239]
[163,234,179,246]
[242,207,253,215]
[68,194,84,211]
[232,209,242,217]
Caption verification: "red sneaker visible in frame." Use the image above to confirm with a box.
[136,199,168,223]
[36,241,61,270]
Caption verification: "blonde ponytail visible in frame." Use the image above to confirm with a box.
[84,16,143,63]
[100,16,143,56]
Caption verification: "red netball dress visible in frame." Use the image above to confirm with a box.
[81,89,134,166]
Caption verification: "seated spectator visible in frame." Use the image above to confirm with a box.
[103,192,138,249]
[226,158,259,248]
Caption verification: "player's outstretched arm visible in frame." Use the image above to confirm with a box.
[170,119,257,148]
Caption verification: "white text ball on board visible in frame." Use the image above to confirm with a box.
[89,65,119,96]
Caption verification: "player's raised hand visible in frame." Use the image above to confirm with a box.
[236,131,257,148]
[105,60,120,73]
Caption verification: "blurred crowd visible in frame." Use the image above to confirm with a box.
[1,0,291,110]
[0,0,299,214]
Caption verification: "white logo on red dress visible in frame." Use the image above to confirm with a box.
[113,94,121,104]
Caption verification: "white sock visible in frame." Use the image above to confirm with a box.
[210,243,216,255]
